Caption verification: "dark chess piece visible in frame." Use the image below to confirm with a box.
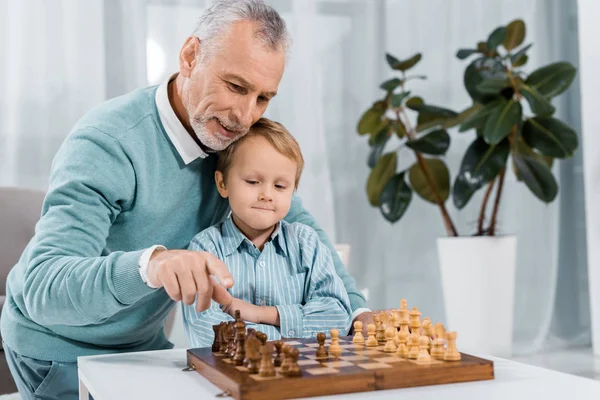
[226,322,236,358]
[243,329,256,367]
[286,347,302,377]
[315,332,328,360]
[212,324,221,352]
[273,340,283,367]
[219,323,229,353]
[233,317,247,366]
[255,331,268,346]
[280,344,292,375]
[245,334,262,374]
[259,343,275,377]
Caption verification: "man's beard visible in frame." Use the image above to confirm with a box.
[190,113,247,151]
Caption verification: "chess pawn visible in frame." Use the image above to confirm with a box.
[383,327,397,353]
[395,330,409,358]
[352,321,365,345]
[273,340,283,367]
[259,343,276,377]
[280,345,292,374]
[444,331,461,361]
[244,334,262,374]
[408,334,420,359]
[329,329,342,358]
[431,337,446,360]
[316,332,329,360]
[416,336,432,364]
[376,323,386,343]
[286,347,302,377]
[365,323,378,347]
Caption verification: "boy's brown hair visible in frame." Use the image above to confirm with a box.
[216,118,304,188]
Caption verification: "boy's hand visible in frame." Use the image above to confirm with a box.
[221,298,280,326]
[147,249,234,312]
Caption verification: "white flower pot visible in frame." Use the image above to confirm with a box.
[437,236,517,357]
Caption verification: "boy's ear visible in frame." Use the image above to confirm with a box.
[215,171,229,198]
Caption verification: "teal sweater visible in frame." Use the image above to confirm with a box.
[0,86,366,362]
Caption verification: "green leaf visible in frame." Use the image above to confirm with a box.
[406,129,450,155]
[397,53,422,72]
[453,138,510,209]
[522,117,578,158]
[367,126,391,168]
[525,62,577,98]
[512,54,528,68]
[512,136,553,181]
[459,100,502,132]
[487,27,507,50]
[409,158,450,203]
[386,53,401,69]
[511,43,532,66]
[366,152,397,206]
[410,104,458,118]
[380,78,403,92]
[457,49,479,60]
[476,78,510,95]
[482,99,522,145]
[379,173,412,223]
[357,101,387,135]
[512,153,558,202]
[405,96,424,111]
[393,119,407,138]
[503,19,526,51]
[391,91,412,107]
[443,103,483,130]
[464,57,506,104]
[520,84,555,116]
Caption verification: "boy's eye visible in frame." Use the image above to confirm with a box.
[275,184,287,190]
[245,180,258,185]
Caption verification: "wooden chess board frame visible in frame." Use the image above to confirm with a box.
[186,336,494,400]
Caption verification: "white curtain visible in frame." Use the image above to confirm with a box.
[0,0,588,355]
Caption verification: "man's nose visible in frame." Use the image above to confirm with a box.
[233,97,256,129]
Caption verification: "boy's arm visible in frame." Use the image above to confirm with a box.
[284,195,369,320]
[276,226,353,339]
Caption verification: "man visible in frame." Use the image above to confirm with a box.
[0,1,370,399]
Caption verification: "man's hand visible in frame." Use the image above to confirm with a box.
[147,249,234,312]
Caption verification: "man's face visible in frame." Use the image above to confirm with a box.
[181,21,285,151]
[216,135,297,234]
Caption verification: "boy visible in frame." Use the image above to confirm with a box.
[183,118,352,347]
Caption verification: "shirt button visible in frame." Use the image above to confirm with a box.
[260,299,266,306]
[259,261,265,267]
[289,330,295,336]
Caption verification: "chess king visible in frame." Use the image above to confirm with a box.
[0,1,370,399]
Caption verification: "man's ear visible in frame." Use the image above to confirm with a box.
[215,171,229,198]
[179,36,201,78]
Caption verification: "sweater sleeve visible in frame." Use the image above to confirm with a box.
[284,195,367,312]
[22,128,156,326]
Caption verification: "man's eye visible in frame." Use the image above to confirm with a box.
[228,82,245,93]
[258,96,269,103]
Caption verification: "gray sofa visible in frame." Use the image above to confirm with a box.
[0,187,46,350]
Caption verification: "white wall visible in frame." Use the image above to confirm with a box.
[578,0,600,356]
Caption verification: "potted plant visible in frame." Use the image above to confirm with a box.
[356,19,577,356]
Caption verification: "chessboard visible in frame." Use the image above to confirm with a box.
[186,336,494,400]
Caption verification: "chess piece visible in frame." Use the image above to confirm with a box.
[256,331,268,345]
[431,337,446,360]
[244,334,262,374]
[390,310,400,330]
[409,307,421,345]
[273,340,283,367]
[219,323,229,353]
[434,322,447,343]
[366,323,378,347]
[286,347,303,377]
[329,329,342,358]
[400,298,408,311]
[408,334,420,359]
[352,321,365,345]
[376,316,386,343]
[316,332,329,360]
[259,343,275,377]
[416,336,432,364]
[280,345,292,375]
[384,327,397,353]
[421,317,433,350]
[226,322,236,358]
[395,330,409,358]
[212,324,222,352]
[246,328,256,340]
[380,311,390,329]
[443,331,461,361]
[233,317,247,366]
[398,309,410,335]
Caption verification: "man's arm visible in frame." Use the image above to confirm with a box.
[284,195,368,315]
[22,128,154,326]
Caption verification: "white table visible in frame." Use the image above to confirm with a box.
[78,349,600,400]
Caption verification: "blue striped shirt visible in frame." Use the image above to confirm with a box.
[183,217,352,348]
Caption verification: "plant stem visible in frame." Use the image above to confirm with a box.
[489,167,506,236]
[397,109,459,237]
[477,178,496,235]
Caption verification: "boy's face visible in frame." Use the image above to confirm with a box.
[216,136,297,234]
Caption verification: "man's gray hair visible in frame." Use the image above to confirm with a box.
[192,0,291,61]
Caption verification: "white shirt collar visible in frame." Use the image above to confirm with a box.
[155,73,208,164]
